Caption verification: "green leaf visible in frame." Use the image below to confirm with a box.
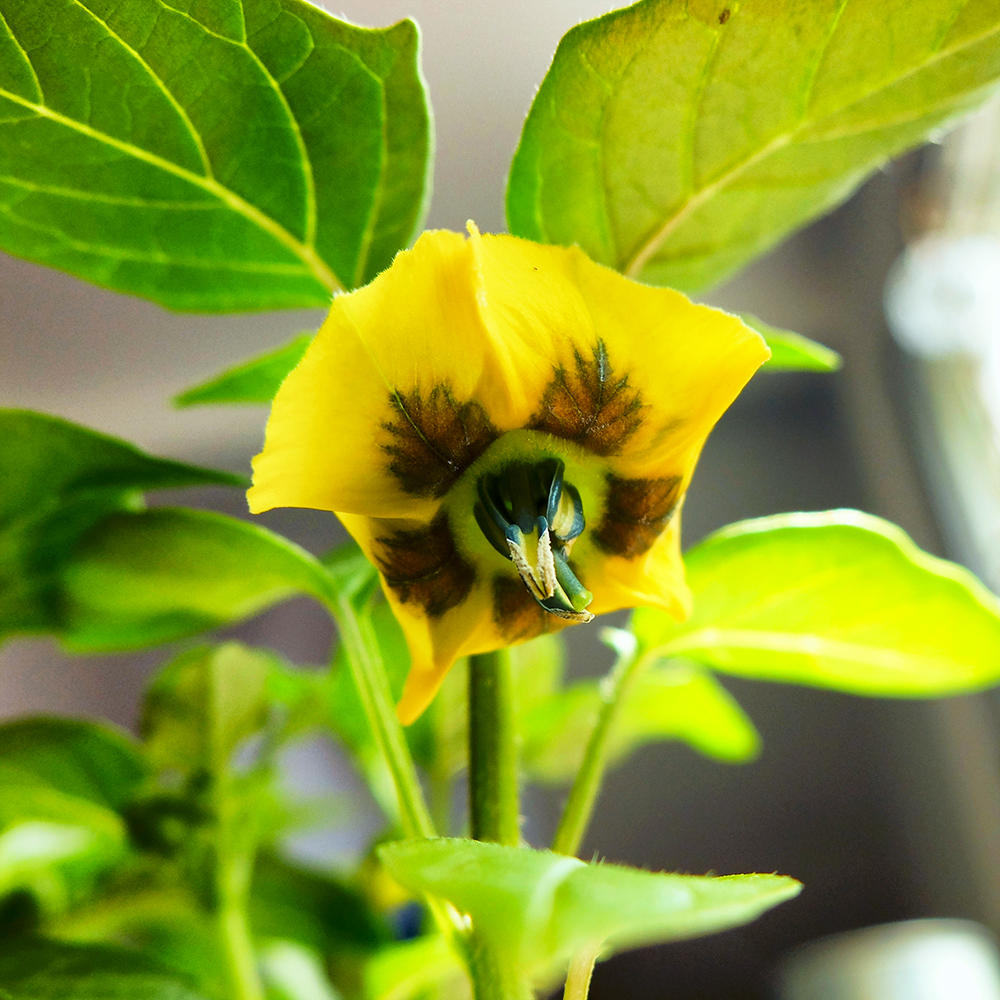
[250,852,389,955]
[0,718,144,812]
[321,540,381,611]
[0,720,142,915]
[0,410,243,524]
[0,939,209,999]
[54,508,334,651]
[0,2,431,310]
[507,0,1000,292]
[633,510,1000,695]
[0,783,129,913]
[362,935,465,1000]
[741,315,842,372]
[141,644,276,775]
[259,940,344,1000]
[0,410,243,639]
[380,839,800,980]
[173,333,314,408]
[523,661,759,784]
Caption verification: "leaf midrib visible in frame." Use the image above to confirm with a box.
[0,88,340,292]
[623,11,1000,277]
[660,627,982,674]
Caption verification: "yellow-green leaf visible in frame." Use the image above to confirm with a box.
[507,0,1000,292]
[634,510,1000,695]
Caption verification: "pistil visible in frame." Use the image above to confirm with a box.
[475,460,594,623]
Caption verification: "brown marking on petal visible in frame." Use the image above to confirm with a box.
[528,339,643,455]
[375,512,475,618]
[593,474,683,558]
[382,385,499,498]
[492,575,552,643]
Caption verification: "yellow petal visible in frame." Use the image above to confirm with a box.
[469,231,770,485]
[250,229,504,518]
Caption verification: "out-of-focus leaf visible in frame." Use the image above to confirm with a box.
[322,540,380,611]
[523,661,759,784]
[174,334,314,408]
[362,934,466,1000]
[0,939,209,999]
[0,717,144,812]
[0,720,142,916]
[0,411,243,521]
[0,2,431,309]
[142,644,276,775]
[0,786,128,913]
[741,316,842,372]
[381,839,800,983]
[507,0,1000,292]
[0,411,243,640]
[634,510,1000,695]
[55,508,334,651]
[259,940,344,1000]
[250,852,390,955]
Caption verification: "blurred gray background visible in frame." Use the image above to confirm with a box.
[2,3,999,998]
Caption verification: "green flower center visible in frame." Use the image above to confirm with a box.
[474,459,594,623]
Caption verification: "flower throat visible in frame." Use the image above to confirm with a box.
[475,459,595,623]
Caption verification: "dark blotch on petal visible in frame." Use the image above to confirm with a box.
[492,575,552,643]
[382,385,499,498]
[375,512,475,618]
[594,474,683,558]
[529,339,643,455]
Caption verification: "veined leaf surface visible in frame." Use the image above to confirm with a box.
[633,510,1000,695]
[507,0,1000,292]
[0,0,431,310]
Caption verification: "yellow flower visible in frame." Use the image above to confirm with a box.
[249,224,768,723]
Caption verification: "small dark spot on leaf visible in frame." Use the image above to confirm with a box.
[375,512,475,618]
[382,385,499,499]
[719,8,730,23]
[529,340,643,455]
[594,474,683,558]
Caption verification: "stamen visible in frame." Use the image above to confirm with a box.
[475,459,594,622]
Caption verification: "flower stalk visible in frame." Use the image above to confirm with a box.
[553,632,643,857]
[468,648,520,846]
[328,594,436,840]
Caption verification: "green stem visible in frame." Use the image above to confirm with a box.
[467,937,534,1000]
[468,649,520,846]
[552,640,643,857]
[563,943,601,1000]
[330,595,435,840]
[214,792,263,1000]
[217,875,263,1000]
[467,649,525,1000]
[328,594,470,954]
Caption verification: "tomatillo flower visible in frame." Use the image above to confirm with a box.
[249,224,768,723]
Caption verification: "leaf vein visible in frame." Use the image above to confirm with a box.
[624,15,1000,278]
[70,0,213,178]
[0,8,43,103]
[0,174,216,208]
[0,84,340,292]
[0,203,312,272]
